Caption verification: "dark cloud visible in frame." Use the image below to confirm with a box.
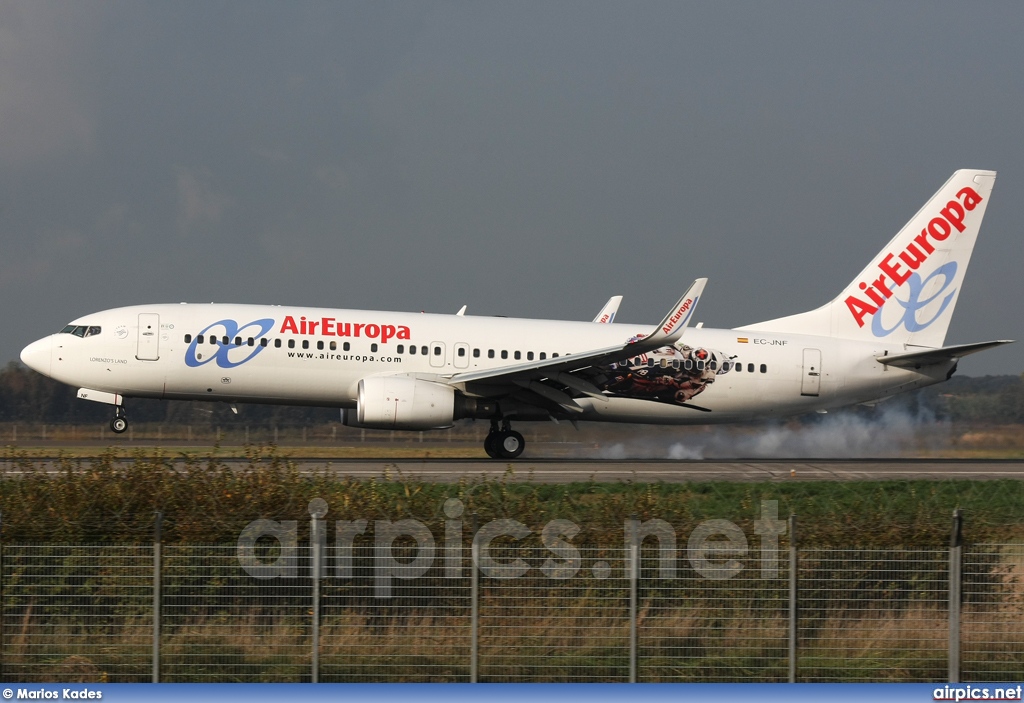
[2,1,1021,374]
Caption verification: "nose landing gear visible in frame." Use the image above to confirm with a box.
[483,419,525,459]
[110,406,128,434]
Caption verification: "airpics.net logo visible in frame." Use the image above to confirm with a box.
[235,498,788,598]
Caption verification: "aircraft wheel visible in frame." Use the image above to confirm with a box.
[484,432,501,459]
[110,416,128,434]
[498,430,525,459]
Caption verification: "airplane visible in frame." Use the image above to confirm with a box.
[19,169,1013,459]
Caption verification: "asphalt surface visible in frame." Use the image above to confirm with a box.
[281,458,1024,482]
[5,455,1024,482]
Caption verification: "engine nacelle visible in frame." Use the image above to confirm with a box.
[347,376,455,430]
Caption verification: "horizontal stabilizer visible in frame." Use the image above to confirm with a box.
[876,340,1014,368]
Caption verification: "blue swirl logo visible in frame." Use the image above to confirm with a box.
[184,319,275,368]
[871,262,957,337]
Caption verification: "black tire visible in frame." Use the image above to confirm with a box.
[498,430,525,459]
[484,432,501,459]
[110,417,128,434]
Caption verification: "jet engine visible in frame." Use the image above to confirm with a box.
[345,376,456,430]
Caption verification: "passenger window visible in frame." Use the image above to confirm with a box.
[514,351,521,360]
[197,335,204,344]
[527,351,534,360]
[696,360,705,371]
[671,359,679,369]
[397,345,404,354]
[317,341,324,350]
[302,340,309,349]
[261,338,268,347]
[185,334,193,343]
[473,348,480,358]
[552,353,559,358]
[684,359,693,370]
[488,349,495,359]
[539,352,546,360]
[734,362,741,372]
[248,338,255,347]
[421,346,428,355]
[748,363,754,373]
[233,337,241,346]
[760,364,767,374]
[211,336,217,346]
[409,345,417,355]
[222,336,230,345]
[274,339,281,348]
[647,359,655,368]
[344,342,350,351]
[501,350,508,359]
[288,340,295,349]
[372,343,378,352]
[458,347,466,357]
[433,346,441,356]
[330,341,336,351]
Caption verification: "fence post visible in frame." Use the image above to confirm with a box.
[309,498,327,683]
[628,514,639,683]
[949,509,963,684]
[470,513,479,683]
[788,514,797,683]
[153,511,163,683]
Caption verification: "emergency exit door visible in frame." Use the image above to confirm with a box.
[801,348,821,396]
[137,313,160,361]
[429,341,446,368]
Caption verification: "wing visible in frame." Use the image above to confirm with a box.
[592,295,623,323]
[446,279,707,413]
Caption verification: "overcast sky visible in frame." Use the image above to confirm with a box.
[2,1,1022,375]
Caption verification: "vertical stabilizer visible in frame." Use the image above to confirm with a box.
[738,169,996,347]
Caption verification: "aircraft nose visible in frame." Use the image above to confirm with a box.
[20,336,53,377]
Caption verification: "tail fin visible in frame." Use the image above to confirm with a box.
[738,169,996,347]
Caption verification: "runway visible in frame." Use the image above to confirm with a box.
[286,458,1024,482]
[5,455,1024,482]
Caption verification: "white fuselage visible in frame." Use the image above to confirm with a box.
[22,303,950,425]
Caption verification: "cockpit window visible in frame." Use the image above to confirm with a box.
[59,324,101,337]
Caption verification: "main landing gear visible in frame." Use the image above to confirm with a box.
[484,420,525,460]
[110,406,128,434]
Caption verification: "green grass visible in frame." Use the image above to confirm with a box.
[0,445,1022,544]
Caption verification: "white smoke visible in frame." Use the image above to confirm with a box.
[578,404,949,460]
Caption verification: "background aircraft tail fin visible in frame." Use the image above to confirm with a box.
[737,169,996,347]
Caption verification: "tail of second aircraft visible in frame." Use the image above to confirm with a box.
[738,169,997,348]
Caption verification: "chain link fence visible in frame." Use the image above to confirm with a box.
[1,535,1022,683]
